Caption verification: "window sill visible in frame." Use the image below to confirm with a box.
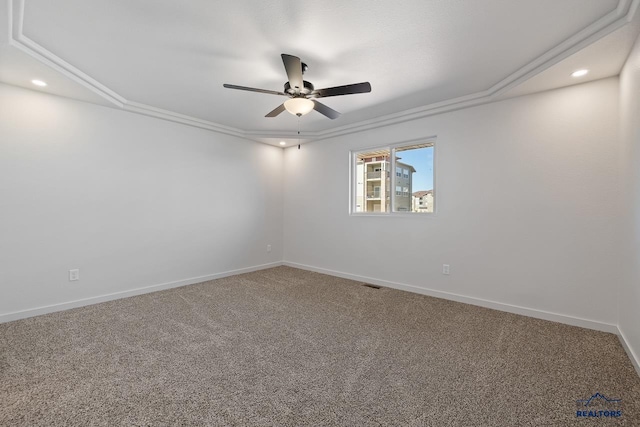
[349,212,437,217]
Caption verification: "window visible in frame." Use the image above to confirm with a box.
[351,140,435,214]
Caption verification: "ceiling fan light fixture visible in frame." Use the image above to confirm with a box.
[284,98,314,116]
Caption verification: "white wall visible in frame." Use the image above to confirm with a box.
[284,77,621,329]
[0,70,635,367]
[619,35,640,370]
[0,83,283,320]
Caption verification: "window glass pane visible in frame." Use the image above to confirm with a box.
[355,148,391,213]
[352,141,434,214]
[394,143,435,213]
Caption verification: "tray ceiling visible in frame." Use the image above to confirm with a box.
[1,0,639,145]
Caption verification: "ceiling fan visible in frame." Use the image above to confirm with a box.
[223,54,371,120]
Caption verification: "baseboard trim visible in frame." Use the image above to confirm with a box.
[617,327,640,377]
[5,260,637,377]
[283,261,619,334]
[0,262,283,324]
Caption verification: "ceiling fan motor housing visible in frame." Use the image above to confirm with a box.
[285,80,315,96]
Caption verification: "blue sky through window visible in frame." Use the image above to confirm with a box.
[396,146,434,191]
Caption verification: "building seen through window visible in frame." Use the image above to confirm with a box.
[353,141,434,214]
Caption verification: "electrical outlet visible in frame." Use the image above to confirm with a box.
[267,245,272,252]
[69,269,80,281]
[442,264,450,275]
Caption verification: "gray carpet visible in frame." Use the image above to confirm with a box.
[1,266,639,426]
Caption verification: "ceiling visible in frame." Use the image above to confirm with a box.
[1,0,639,146]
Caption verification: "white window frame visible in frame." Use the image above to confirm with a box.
[349,137,436,216]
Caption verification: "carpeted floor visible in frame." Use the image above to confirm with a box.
[1,266,639,426]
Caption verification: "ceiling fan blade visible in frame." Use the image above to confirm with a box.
[281,54,304,94]
[265,103,287,118]
[312,82,371,98]
[313,100,341,119]
[223,84,286,96]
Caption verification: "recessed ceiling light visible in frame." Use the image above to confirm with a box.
[31,79,47,87]
[279,141,286,146]
[571,69,589,78]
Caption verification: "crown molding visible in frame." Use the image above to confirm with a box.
[8,0,247,140]
[9,0,125,107]
[7,0,639,145]
[312,0,639,142]
[490,0,637,98]
[122,101,246,139]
